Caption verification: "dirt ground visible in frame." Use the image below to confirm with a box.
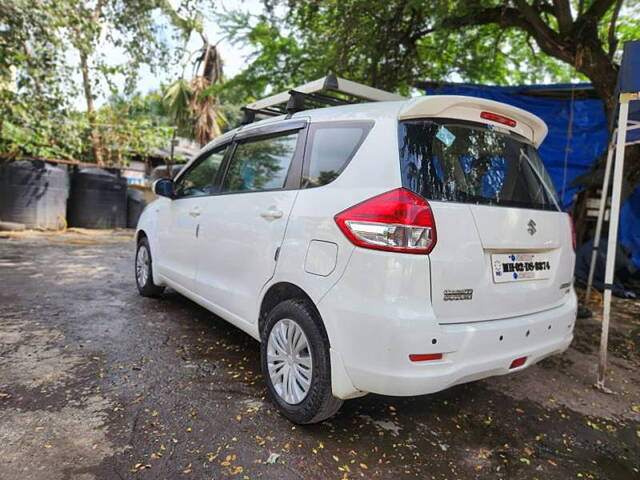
[0,229,638,480]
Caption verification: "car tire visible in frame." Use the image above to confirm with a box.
[135,237,164,298]
[261,299,343,424]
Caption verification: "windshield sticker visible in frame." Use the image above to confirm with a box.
[436,126,456,147]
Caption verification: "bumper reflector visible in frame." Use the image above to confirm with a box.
[409,353,443,362]
[510,356,527,369]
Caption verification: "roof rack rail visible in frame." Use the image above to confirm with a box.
[241,75,405,124]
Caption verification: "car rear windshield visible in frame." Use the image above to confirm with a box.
[398,119,559,211]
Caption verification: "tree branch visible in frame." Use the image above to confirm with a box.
[607,0,623,58]
[514,0,563,48]
[552,0,573,33]
[412,6,526,39]
[414,4,574,64]
[92,0,107,23]
[580,0,616,21]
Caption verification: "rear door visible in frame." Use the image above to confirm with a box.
[398,116,574,324]
[194,120,306,324]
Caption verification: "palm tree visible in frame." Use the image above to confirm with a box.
[163,33,227,147]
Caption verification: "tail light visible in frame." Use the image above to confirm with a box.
[334,188,437,254]
[567,213,576,250]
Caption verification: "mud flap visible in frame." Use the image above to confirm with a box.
[330,348,367,400]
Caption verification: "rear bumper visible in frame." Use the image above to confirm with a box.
[320,272,577,397]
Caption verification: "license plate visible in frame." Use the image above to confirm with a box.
[491,253,552,283]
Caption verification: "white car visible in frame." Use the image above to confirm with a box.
[135,94,577,424]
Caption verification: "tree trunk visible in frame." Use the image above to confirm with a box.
[79,52,103,165]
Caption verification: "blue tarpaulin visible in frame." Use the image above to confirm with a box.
[423,82,640,267]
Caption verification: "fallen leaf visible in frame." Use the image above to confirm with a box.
[266,453,280,464]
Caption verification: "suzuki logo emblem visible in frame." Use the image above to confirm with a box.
[527,219,537,235]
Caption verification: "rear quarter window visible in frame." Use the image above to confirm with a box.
[302,121,372,188]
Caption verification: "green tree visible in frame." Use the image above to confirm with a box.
[96,92,174,166]
[63,0,181,164]
[0,1,77,159]
[227,0,639,114]
[0,0,198,163]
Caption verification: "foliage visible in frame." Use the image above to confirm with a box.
[0,1,76,159]
[163,4,228,147]
[223,0,640,109]
[96,93,175,166]
[0,0,208,165]
[164,78,194,136]
[0,90,173,165]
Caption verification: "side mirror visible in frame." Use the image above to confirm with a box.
[153,178,174,198]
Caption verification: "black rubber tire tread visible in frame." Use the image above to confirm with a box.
[261,299,343,424]
[135,237,165,298]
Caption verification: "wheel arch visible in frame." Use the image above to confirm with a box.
[135,229,147,244]
[258,282,330,345]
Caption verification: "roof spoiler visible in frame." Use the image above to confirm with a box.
[399,95,548,147]
[241,75,406,124]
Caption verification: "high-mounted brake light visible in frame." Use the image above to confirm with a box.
[334,188,437,254]
[480,111,517,128]
[567,213,576,251]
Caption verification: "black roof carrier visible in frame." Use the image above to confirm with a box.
[241,75,405,124]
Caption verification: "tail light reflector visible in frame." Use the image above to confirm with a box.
[510,356,527,369]
[410,353,443,362]
[480,111,517,127]
[334,188,437,254]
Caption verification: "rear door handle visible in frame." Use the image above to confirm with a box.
[188,207,201,217]
[260,207,284,221]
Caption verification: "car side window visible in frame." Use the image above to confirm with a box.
[222,131,299,193]
[174,146,227,198]
[302,122,371,188]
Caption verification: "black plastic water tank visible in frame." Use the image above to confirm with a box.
[126,188,147,228]
[0,160,69,229]
[68,168,127,229]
